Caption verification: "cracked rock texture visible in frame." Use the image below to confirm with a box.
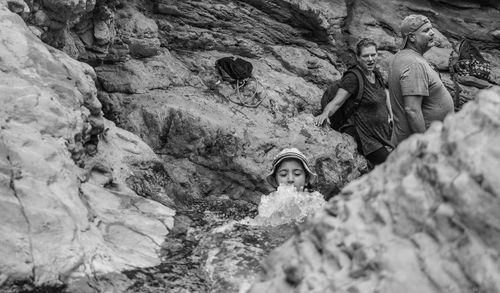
[248,87,500,293]
[0,3,175,290]
[10,0,500,205]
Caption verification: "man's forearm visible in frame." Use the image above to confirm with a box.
[403,95,426,134]
[405,109,426,134]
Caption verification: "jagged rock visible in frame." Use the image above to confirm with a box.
[95,50,189,93]
[40,0,95,24]
[93,20,112,46]
[248,87,500,293]
[0,6,175,291]
[33,9,49,26]
[269,45,342,85]
[347,0,452,51]
[437,0,481,9]
[6,0,28,14]
[115,5,161,58]
[28,25,43,38]
[492,30,500,39]
[278,0,347,45]
[483,50,500,85]
[21,0,500,64]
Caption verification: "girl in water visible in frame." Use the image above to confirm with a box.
[259,147,323,225]
[265,147,318,192]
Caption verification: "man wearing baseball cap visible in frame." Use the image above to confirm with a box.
[388,14,454,145]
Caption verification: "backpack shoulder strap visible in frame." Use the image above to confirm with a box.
[348,66,365,109]
[373,68,386,88]
[448,50,461,108]
[338,66,365,125]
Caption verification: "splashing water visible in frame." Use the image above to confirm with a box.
[249,185,326,226]
[193,185,327,292]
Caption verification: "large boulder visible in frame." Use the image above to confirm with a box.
[115,5,161,58]
[0,6,175,290]
[248,87,500,293]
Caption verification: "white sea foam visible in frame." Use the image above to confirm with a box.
[249,185,326,226]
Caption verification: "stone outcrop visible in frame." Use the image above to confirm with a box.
[0,4,175,291]
[248,87,500,292]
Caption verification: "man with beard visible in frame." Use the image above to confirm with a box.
[388,14,454,145]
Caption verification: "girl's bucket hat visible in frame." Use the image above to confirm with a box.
[265,148,317,188]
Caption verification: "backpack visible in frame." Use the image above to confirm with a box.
[320,66,383,132]
[215,57,253,84]
[449,39,490,80]
[449,39,492,110]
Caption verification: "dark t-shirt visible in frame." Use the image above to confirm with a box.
[340,71,394,155]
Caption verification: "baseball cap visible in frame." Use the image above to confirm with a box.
[265,148,318,188]
[400,14,430,49]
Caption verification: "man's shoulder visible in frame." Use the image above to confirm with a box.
[391,50,428,73]
[393,49,424,62]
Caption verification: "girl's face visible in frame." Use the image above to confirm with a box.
[274,158,307,191]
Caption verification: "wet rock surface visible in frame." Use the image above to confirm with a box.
[65,196,295,293]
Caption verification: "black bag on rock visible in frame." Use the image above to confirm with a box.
[215,56,266,108]
[215,57,253,82]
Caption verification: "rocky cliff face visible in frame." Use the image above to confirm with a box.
[31,0,500,201]
[1,0,500,291]
[14,0,500,203]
